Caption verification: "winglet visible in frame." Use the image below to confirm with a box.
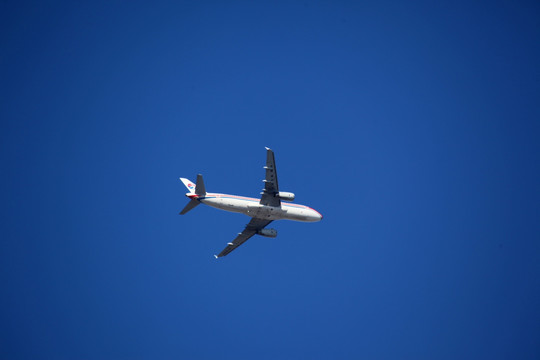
[265,146,271,150]
[214,255,218,259]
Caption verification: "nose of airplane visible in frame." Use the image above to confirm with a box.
[305,208,323,222]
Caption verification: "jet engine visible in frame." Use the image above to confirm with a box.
[257,228,277,238]
[277,191,295,201]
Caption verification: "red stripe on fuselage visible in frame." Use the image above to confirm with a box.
[207,193,314,210]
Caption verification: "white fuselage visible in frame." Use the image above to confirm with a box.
[192,193,322,222]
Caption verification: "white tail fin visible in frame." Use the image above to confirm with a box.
[180,178,196,194]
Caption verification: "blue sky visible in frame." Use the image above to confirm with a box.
[1,1,539,359]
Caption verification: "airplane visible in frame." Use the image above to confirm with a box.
[179,147,322,258]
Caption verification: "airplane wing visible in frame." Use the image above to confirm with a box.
[215,218,273,258]
[259,147,281,207]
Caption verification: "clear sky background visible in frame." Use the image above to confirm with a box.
[1,1,539,359]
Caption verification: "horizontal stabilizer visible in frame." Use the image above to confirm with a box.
[179,199,200,215]
[195,174,206,196]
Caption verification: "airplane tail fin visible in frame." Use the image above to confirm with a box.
[179,174,207,215]
[180,178,196,194]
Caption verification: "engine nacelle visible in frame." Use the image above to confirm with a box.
[257,228,277,238]
[277,191,295,201]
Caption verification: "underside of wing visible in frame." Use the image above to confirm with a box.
[215,218,273,258]
[260,147,281,207]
